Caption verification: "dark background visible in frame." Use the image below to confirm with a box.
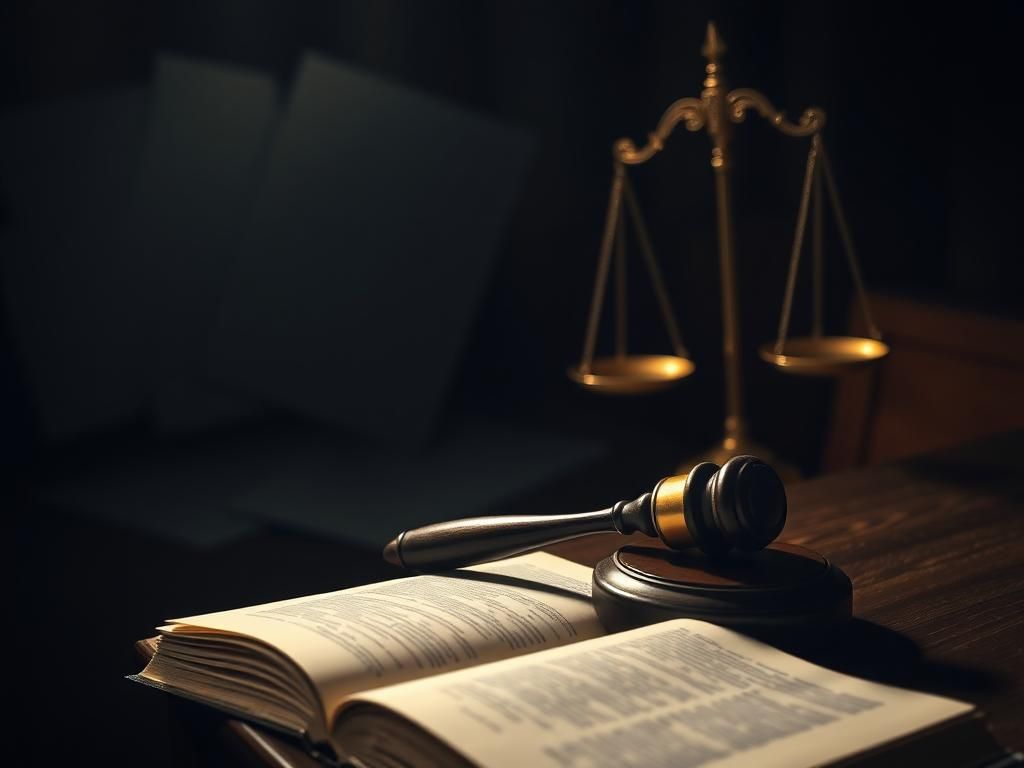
[3,0,1022,471]
[3,2,1022,765]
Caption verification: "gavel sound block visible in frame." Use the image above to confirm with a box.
[383,456,852,648]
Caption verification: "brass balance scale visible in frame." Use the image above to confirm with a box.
[569,22,888,468]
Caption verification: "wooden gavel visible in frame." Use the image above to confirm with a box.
[383,456,787,572]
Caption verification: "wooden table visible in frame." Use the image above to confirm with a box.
[164,431,1024,764]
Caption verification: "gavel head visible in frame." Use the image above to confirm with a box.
[650,455,787,556]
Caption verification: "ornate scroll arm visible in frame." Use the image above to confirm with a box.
[727,88,826,137]
[613,97,706,165]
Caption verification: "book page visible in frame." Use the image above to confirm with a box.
[343,619,973,768]
[167,552,602,715]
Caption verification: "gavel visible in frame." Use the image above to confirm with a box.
[383,455,787,572]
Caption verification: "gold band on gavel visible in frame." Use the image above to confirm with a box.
[651,475,696,550]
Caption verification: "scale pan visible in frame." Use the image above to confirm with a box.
[568,355,694,394]
[759,336,889,376]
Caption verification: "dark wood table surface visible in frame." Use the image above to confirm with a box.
[168,431,1024,765]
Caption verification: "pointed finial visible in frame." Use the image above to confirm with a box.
[702,21,726,62]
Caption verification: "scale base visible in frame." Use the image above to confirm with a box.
[592,543,852,653]
[677,435,801,483]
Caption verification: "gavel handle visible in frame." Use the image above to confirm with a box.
[387,509,621,572]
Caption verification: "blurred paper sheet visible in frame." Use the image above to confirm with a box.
[209,53,533,446]
[0,88,149,439]
[233,419,605,549]
[134,54,279,433]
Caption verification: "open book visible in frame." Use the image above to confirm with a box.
[132,552,1014,767]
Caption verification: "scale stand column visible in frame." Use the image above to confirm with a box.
[680,24,799,479]
[702,26,746,456]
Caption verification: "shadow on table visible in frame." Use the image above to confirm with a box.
[805,618,1009,697]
